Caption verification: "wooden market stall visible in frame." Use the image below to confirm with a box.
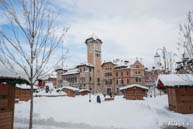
[120,84,148,100]
[79,89,90,96]
[61,86,79,97]
[157,74,193,114]
[0,76,28,129]
[16,84,38,102]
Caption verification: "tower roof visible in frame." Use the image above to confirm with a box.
[85,33,102,44]
[88,33,99,40]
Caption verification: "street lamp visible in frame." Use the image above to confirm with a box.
[154,52,161,70]
[154,47,167,71]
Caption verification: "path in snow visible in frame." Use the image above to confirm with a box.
[14,117,126,129]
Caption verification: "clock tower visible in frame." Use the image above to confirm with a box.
[85,34,102,93]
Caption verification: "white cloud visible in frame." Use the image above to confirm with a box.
[50,0,193,68]
[1,0,193,69]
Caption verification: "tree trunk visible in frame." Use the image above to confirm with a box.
[29,83,33,129]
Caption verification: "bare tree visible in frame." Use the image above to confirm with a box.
[0,0,68,129]
[179,11,193,59]
[178,11,193,73]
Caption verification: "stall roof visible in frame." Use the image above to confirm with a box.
[120,84,148,91]
[157,74,193,87]
[79,89,90,93]
[62,86,79,91]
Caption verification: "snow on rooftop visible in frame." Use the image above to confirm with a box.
[113,59,130,68]
[103,59,130,68]
[157,74,193,87]
[16,84,38,90]
[49,72,57,78]
[62,68,79,76]
[62,86,79,91]
[77,62,94,67]
[79,89,90,92]
[120,84,148,91]
[87,33,99,40]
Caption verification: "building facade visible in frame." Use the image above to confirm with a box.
[57,34,146,94]
[102,59,145,95]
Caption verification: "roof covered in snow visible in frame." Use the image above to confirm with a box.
[62,68,79,76]
[157,74,193,87]
[62,86,79,91]
[49,72,57,78]
[79,89,90,92]
[85,33,102,44]
[16,84,38,90]
[102,59,130,68]
[120,84,148,91]
[77,62,94,67]
[88,33,99,40]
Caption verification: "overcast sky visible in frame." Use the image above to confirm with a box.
[1,0,193,70]
[46,0,193,68]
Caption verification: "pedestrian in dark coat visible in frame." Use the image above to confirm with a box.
[97,95,101,103]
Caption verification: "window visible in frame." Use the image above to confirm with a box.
[95,50,101,57]
[136,65,139,68]
[121,72,123,76]
[80,68,82,72]
[116,80,118,84]
[136,77,141,83]
[98,78,100,83]
[127,71,129,76]
[90,77,92,81]
[121,79,124,85]
[116,72,118,77]
[127,79,129,84]
[135,71,141,75]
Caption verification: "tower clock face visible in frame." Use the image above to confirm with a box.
[89,48,93,53]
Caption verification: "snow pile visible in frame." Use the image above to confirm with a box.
[45,82,54,90]
[120,84,148,91]
[157,74,193,87]
[16,84,38,90]
[14,95,193,129]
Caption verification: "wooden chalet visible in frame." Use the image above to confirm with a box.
[16,84,38,102]
[0,76,28,129]
[157,74,193,114]
[61,86,79,97]
[120,84,148,100]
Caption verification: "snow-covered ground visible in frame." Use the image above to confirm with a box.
[14,95,193,129]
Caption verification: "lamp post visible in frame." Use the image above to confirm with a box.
[88,68,91,102]
[154,47,167,71]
